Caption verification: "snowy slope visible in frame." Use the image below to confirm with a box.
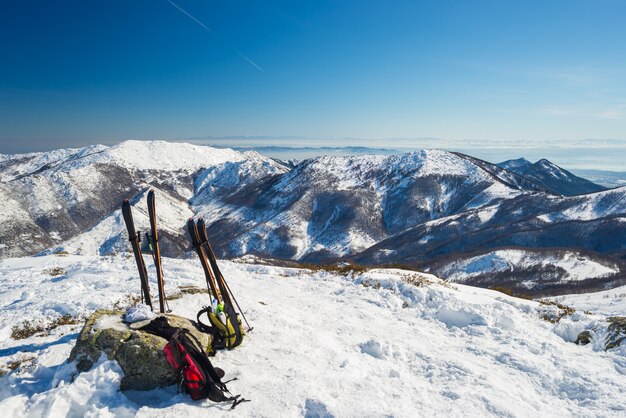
[0,141,247,178]
[200,150,532,261]
[354,185,626,293]
[497,158,606,196]
[50,188,196,256]
[0,141,285,258]
[553,186,626,221]
[550,285,626,316]
[439,249,619,284]
[1,255,626,417]
[0,145,108,182]
[194,150,624,269]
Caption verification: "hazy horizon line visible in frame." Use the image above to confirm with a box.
[2,137,626,172]
[4,136,626,154]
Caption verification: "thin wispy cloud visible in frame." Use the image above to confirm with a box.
[538,104,625,120]
[165,0,264,73]
[529,66,598,85]
[437,60,603,87]
[236,50,264,72]
[594,108,624,120]
[166,0,212,32]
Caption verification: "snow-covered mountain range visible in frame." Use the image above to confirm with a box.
[1,140,624,295]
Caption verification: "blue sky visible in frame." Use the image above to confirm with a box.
[1,0,626,163]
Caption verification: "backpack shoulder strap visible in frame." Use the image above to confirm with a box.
[222,304,244,349]
[179,330,225,386]
[166,330,187,371]
[196,307,226,352]
[196,306,216,334]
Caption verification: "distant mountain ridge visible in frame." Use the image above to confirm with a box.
[0,141,287,258]
[0,141,623,295]
[497,158,606,196]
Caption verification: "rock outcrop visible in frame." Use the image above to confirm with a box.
[69,309,213,391]
[605,317,626,350]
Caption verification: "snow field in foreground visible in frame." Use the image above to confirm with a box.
[0,255,625,417]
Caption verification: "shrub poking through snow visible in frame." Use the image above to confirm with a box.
[167,286,209,301]
[538,300,576,323]
[178,285,209,295]
[400,272,457,290]
[360,271,455,291]
[10,321,44,340]
[42,267,66,277]
[11,314,81,339]
[360,279,382,290]
[489,286,514,296]
[488,285,534,300]
[299,262,369,275]
[112,294,142,310]
[400,272,436,288]
[0,355,36,377]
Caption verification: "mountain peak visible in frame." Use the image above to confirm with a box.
[534,158,558,168]
[497,158,532,169]
[106,140,247,171]
[498,157,605,196]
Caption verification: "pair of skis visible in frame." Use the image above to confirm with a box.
[121,190,167,313]
[187,218,252,332]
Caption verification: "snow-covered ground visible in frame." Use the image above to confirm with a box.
[439,249,619,285]
[1,255,626,417]
[550,285,626,317]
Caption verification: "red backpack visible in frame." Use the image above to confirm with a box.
[163,329,248,408]
[141,317,248,409]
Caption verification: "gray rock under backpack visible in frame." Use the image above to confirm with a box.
[69,310,213,391]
